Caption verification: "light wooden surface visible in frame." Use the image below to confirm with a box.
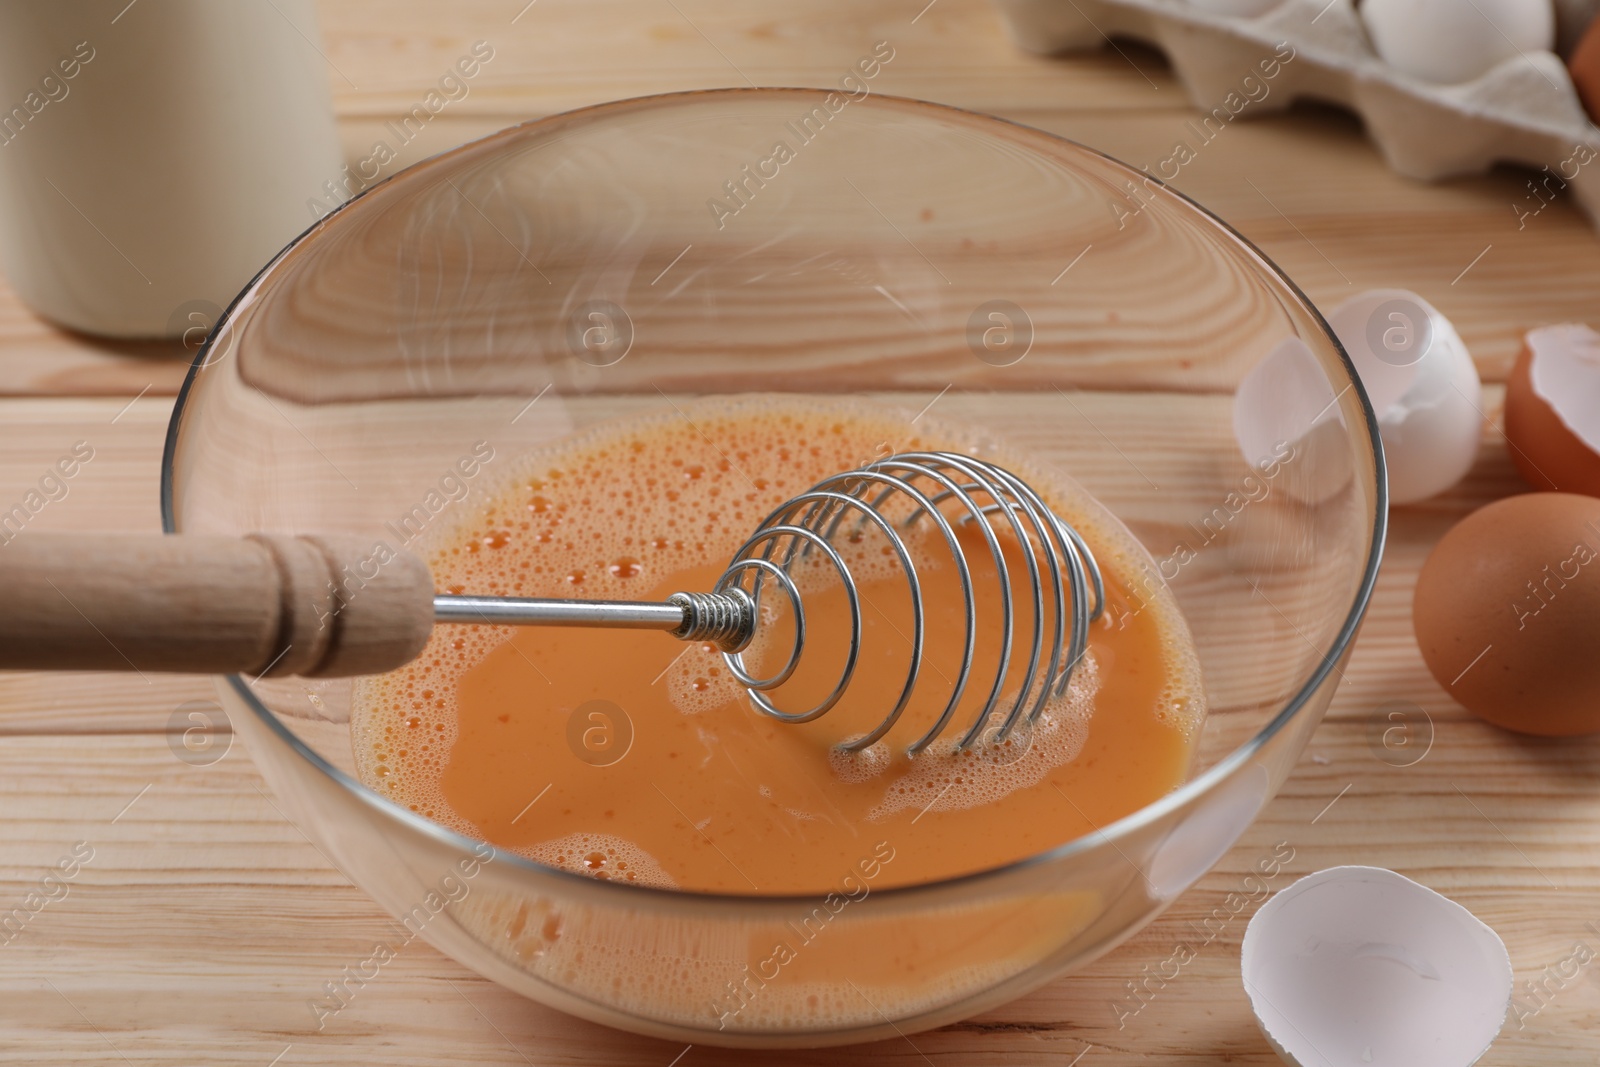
[2,1,1599,1063]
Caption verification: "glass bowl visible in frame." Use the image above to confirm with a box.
[161,88,1384,1049]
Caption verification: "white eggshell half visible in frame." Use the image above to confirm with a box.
[1241,866,1512,1067]
[1327,289,1482,505]
[1527,322,1600,454]
[1187,0,1283,15]
[1361,0,1556,84]
[1232,337,1355,504]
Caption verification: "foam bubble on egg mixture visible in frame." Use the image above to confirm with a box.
[523,832,677,888]
[863,651,1101,819]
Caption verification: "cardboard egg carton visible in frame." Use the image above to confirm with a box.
[996,0,1600,230]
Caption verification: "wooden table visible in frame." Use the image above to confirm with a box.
[4,2,1598,1062]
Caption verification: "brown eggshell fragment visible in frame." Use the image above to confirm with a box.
[1414,492,1600,736]
[1572,15,1600,122]
[1504,327,1600,497]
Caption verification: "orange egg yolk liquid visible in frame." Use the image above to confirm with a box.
[352,398,1202,894]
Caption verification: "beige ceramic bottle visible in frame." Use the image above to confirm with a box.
[0,0,343,338]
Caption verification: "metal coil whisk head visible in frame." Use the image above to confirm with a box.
[707,451,1105,756]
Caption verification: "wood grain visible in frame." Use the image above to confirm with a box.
[1,1,1598,1063]
[0,290,193,397]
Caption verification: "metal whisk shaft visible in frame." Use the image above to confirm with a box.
[433,588,754,639]
[431,451,1104,755]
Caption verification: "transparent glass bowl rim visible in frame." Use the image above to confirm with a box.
[160,87,1390,909]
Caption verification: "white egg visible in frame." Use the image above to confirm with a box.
[1362,0,1556,83]
[1186,0,1284,15]
[1242,867,1512,1067]
[1327,289,1482,505]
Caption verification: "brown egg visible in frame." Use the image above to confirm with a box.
[1504,326,1600,497]
[1415,493,1600,735]
[1573,15,1600,122]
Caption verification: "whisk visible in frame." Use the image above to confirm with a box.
[2,452,1103,753]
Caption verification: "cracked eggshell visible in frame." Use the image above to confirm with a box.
[1242,866,1512,1067]
[1558,0,1600,56]
[1327,289,1482,505]
[1505,323,1600,496]
[1362,0,1556,84]
[1575,14,1600,118]
[1233,337,1355,505]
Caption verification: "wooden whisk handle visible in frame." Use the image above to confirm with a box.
[0,533,435,678]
